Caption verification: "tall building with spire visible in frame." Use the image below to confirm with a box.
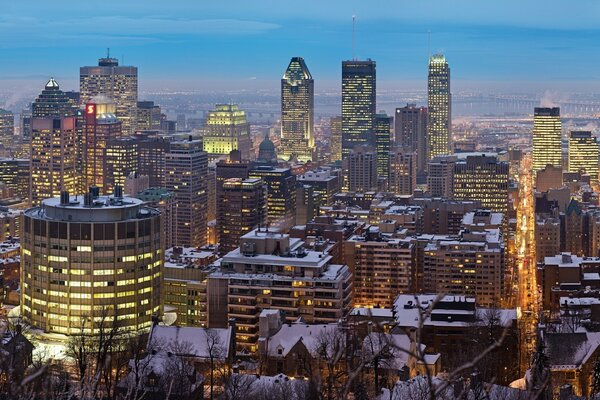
[32,78,77,118]
[280,57,314,162]
[80,54,138,134]
[341,60,376,158]
[203,104,252,161]
[427,54,451,160]
[532,107,562,174]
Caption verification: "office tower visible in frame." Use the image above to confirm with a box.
[0,158,29,199]
[136,101,162,131]
[375,113,392,186]
[83,98,122,193]
[216,151,250,189]
[136,187,176,250]
[204,104,252,161]
[0,109,14,150]
[30,117,78,205]
[249,166,296,231]
[206,228,352,351]
[21,191,163,335]
[133,133,171,187]
[280,57,314,162]
[453,154,509,214]
[341,60,376,158]
[535,218,561,262]
[346,146,377,193]
[427,155,457,198]
[20,109,32,139]
[297,167,341,206]
[427,54,451,160]
[423,229,504,307]
[568,131,598,180]
[105,137,138,193]
[344,233,414,308]
[296,184,316,226]
[31,78,76,118]
[535,164,563,192]
[176,114,186,131]
[330,116,342,162]
[165,138,208,247]
[80,55,138,134]
[217,178,266,255]
[395,104,428,177]
[532,107,562,174]
[389,150,417,195]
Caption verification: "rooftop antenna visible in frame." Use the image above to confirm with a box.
[352,15,356,61]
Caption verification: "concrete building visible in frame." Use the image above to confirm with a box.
[375,113,392,186]
[21,190,162,335]
[0,158,29,200]
[330,116,342,162]
[206,228,353,352]
[249,166,296,232]
[427,54,451,160]
[297,167,341,206]
[347,146,377,193]
[203,104,252,161]
[427,155,456,198]
[389,150,417,195]
[536,218,561,262]
[395,104,428,178]
[535,164,563,192]
[136,101,162,131]
[136,187,176,250]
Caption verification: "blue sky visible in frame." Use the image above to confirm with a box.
[2,1,600,92]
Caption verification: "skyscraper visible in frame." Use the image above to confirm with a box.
[136,101,162,131]
[427,54,451,160]
[217,177,266,255]
[83,97,122,193]
[0,109,14,150]
[389,150,417,195]
[30,117,78,204]
[80,56,138,134]
[165,138,208,247]
[249,166,296,231]
[347,146,378,193]
[395,104,428,178]
[330,116,342,162]
[32,78,77,118]
[532,107,562,174]
[203,104,252,161]
[104,136,138,193]
[21,191,163,335]
[281,57,314,162]
[568,131,598,180]
[375,114,392,187]
[341,60,376,158]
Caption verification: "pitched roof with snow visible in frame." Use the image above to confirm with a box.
[265,322,341,357]
[148,325,233,360]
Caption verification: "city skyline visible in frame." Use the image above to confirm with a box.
[2,1,600,95]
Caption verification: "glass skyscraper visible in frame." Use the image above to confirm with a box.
[532,107,562,174]
[568,131,598,180]
[375,113,392,185]
[281,57,314,162]
[427,54,451,160]
[341,60,376,159]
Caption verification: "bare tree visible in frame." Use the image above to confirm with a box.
[204,328,226,400]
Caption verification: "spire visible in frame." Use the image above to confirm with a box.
[45,77,59,90]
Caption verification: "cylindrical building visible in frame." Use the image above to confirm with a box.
[21,190,162,335]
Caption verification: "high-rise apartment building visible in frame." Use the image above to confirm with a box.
[83,98,122,193]
[136,101,162,131]
[104,137,138,193]
[452,154,509,214]
[132,133,171,187]
[341,60,376,158]
[0,158,29,199]
[21,191,163,335]
[80,56,138,134]
[204,104,252,161]
[395,104,428,177]
[427,54,451,160]
[249,166,296,231]
[427,155,457,198]
[568,131,598,180]
[217,178,266,255]
[375,113,392,185]
[532,107,562,174]
[330,116,342,162]
[30,117,78,205]
[389,150,417,195]
[347,146,378,193]
[297,167,341,206]
[31,78,77,118]
[136,187,176,250]
[281,57,314,162]
[165,138,208,247]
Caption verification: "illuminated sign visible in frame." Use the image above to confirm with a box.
[86,104,96,115]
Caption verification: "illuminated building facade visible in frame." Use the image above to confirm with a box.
[532,107,562,174]
[347,146,378,193]
[136,187,175,250]
[568,131,598,180]
[0,109,14,150]
[427,54,451,160]
[330,116,342,162]
[21,191,162,335]
[31,78,77,119]
[80,56,138,134]
[105,137,138,193]
[395,104,428,177]
[0,158,29,200]
[217,178,266,255]
[452,154,509,214]
[30,117,78,205]
[204,104,252,161]
[375,113,392,185]
[341,60,376,158]
[136,101,162,131]
[133,133,171,187]
[280,57,314,162]
[389,150,417,195]
[165,139,208,247]
[249,166,296,231]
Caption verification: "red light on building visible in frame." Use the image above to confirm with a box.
[86,104,96,115]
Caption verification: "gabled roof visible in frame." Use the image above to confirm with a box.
[265,322,340,357]
[149,325,233,360]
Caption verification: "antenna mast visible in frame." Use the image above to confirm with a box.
[352,15,356,61]
[107,47,110,58]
